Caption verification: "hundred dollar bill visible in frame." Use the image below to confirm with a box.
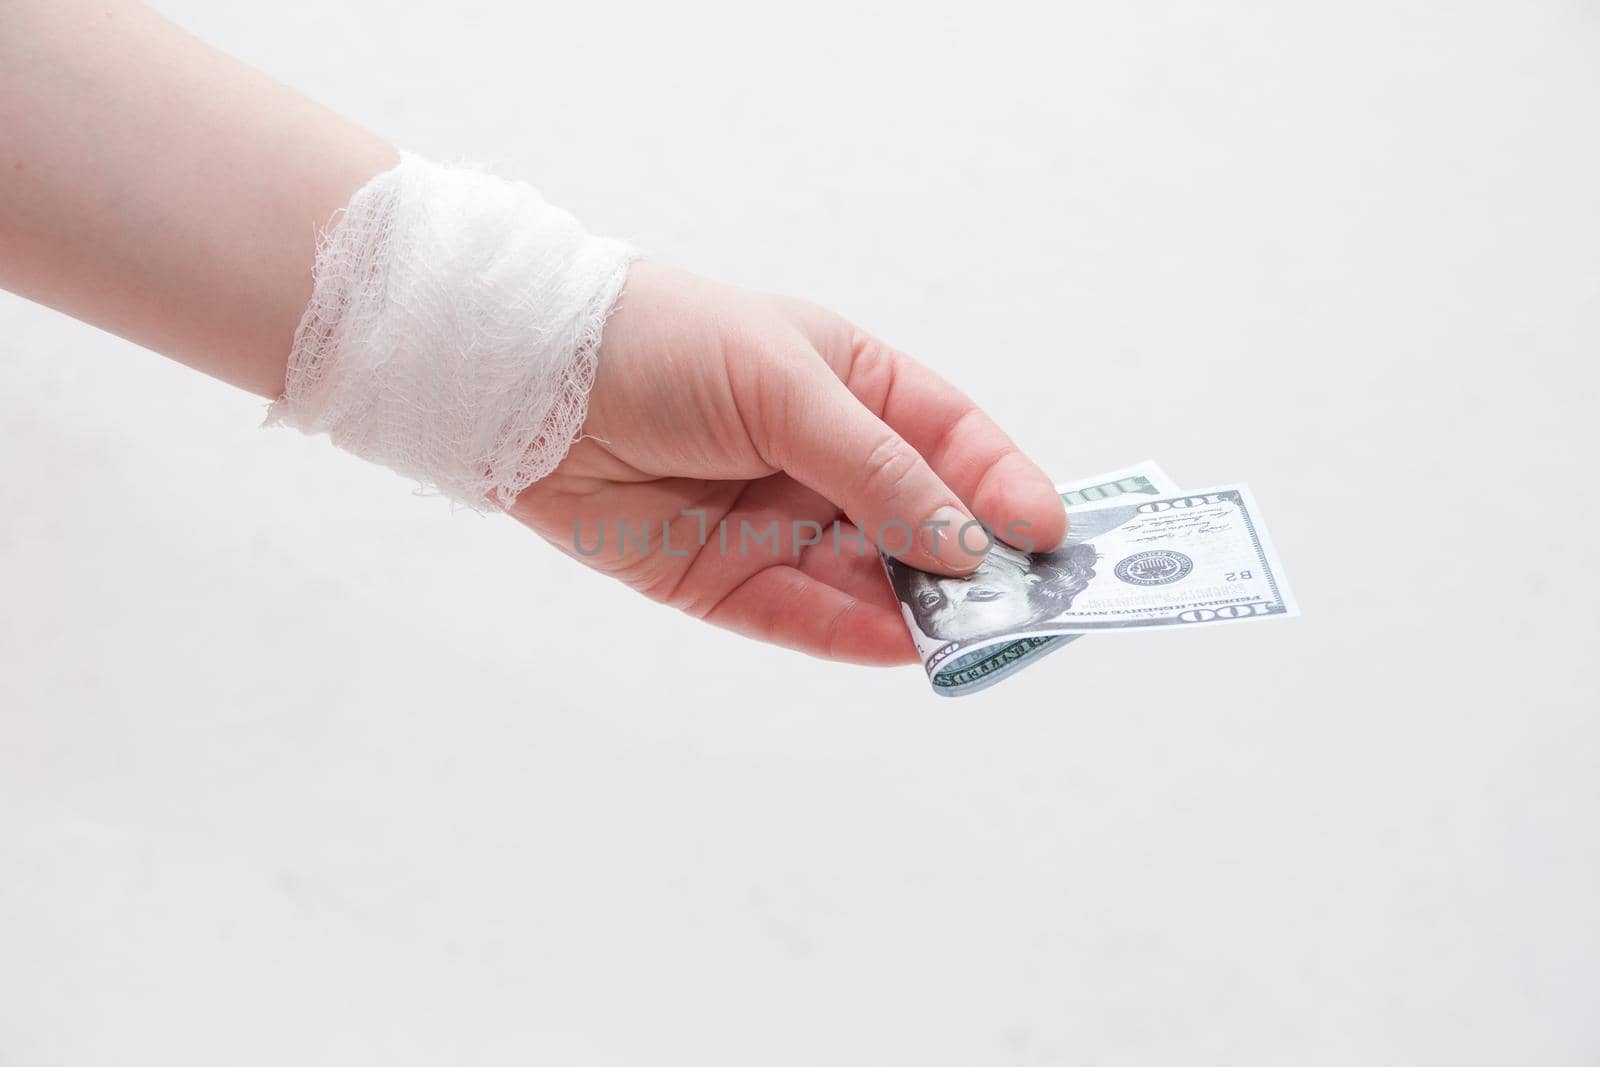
[1057,460,1181,510]
[884,469,1296,697]
[882,461,1180,696]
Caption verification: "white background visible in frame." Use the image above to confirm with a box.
[3,1,1598,1063]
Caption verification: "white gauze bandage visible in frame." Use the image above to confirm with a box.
[266,152,636,509]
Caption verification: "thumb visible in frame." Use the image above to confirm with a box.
[760,353,990,576]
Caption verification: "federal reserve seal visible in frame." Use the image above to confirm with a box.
[1114,550,1193,586]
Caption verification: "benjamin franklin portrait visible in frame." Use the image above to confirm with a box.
[888,504,1138,644]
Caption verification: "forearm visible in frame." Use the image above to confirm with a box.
[0,0,397,397]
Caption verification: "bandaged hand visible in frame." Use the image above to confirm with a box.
[265,157,1067,664]
[262,157,1067,663]
[2,6,1064,664]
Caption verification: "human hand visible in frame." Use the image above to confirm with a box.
[506,261,1068,664]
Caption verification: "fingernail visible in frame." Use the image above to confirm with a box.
[923,505,986,568]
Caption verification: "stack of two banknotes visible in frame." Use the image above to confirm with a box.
[882,462,1298,697]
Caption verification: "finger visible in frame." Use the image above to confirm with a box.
[756,351,992,576]
[665,479,903,624]
[660,473,844,617]
[662,477,914,663]
[701,564,917,665]
[795,519,901,611]
[802,318,1067,554]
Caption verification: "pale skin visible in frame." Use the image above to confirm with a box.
[1,0,1068,666]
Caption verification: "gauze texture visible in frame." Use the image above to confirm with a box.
[266,152,636,509]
